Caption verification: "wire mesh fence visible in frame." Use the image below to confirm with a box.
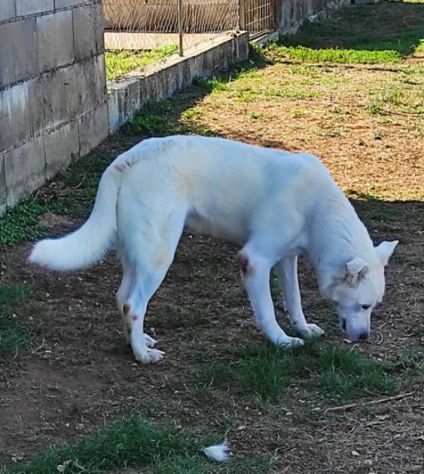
[103,0,276,55]
[103,0,239,33]
[239,0,275,32]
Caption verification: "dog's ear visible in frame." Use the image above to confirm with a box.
[345,257,369,287]
[375,240,399,266]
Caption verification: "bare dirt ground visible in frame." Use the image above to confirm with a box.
[1,4,424,473]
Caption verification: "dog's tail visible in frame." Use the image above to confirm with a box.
[29,162,124,272]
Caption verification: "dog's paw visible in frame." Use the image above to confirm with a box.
[298,323,324,339]
[277,336,304,349]
[134,348,165,364]
[144,334,158,348]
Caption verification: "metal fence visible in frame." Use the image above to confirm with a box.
[103,0,275,56]
[103,0,275,33]
[239,0,275,32]
[103,0,239,33]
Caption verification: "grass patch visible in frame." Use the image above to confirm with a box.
[192,77,229,93]
[275,4,424,57]
[368,83,424,116]
[319,346,398,400]
[124,100,181,136]
[3,416,192,474]
[0,202,47,245]
[0,150,113,245]
[1,416,271,474]
[106,46,178,81]
[266,44,401,64]
[196,343,398,403]
[0,285,31,355]
[125,98,216,137]
[266,3,424,64]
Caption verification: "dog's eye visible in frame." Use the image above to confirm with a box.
[361,304,371,310]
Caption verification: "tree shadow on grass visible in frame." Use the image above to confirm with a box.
[279,2,424,57]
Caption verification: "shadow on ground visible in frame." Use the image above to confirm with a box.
[280,2,424,56]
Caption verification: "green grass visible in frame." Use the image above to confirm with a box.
[196,343,398,403]
[265,44,401,64]
[267,2,424,64]
[368,82,424,116]
[124,98,216,137]
[319,346,398,400]
[0,202,47,245]
[106,46,178,81]
[2,416,192,474]
[0,285,31,355]
[1,416,270,474]
[0,150,113,246]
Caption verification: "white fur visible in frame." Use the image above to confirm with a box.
[29,135,398,362]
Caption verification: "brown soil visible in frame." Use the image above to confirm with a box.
[1,53,424,474]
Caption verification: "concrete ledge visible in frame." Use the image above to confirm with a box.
[108,31,249,133]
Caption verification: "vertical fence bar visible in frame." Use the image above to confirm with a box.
[238,0,246,30]
[177,0,184,56]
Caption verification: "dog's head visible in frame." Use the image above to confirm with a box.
[325,240,398,342]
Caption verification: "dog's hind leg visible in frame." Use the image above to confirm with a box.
[275,256,324,339]
[239,247,304,349]
[123,270,166,364]
[119,205,186,364]
[116,256,134,344]
[117,257,157,348]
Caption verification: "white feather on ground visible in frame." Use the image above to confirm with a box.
[201,440,232,462]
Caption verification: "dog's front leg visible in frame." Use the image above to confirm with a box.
[239,251,304,349]
[276,256,324,339]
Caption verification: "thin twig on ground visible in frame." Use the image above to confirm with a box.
[324,392,414,414]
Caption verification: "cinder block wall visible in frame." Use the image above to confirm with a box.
[0,0,108,215]
[277,0,351,34]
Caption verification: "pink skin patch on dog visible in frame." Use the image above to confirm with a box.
[239,254,253,276]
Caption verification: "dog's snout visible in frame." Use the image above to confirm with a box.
[358,331,369,341]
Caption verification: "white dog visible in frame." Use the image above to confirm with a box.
[30,135,398,363]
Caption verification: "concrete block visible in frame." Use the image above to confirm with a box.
[37,10,74,72]
[94,3,105,54]
[94,54,107,104]
[108,78,141,133]
[73,5,97,61]
[42,64,80,129]
[74,55,106,116]
[78,103,109,156]
[0,83,29,152]
[0,79,45,152]
[4,136,46,208]
[16,0,53,16]
[0,18,37,88]
[0,1,16,22]
[44,122,79,180]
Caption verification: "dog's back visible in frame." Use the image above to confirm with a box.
[120,135,331,243]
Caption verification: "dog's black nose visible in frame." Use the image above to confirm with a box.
[358,331,369,341]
